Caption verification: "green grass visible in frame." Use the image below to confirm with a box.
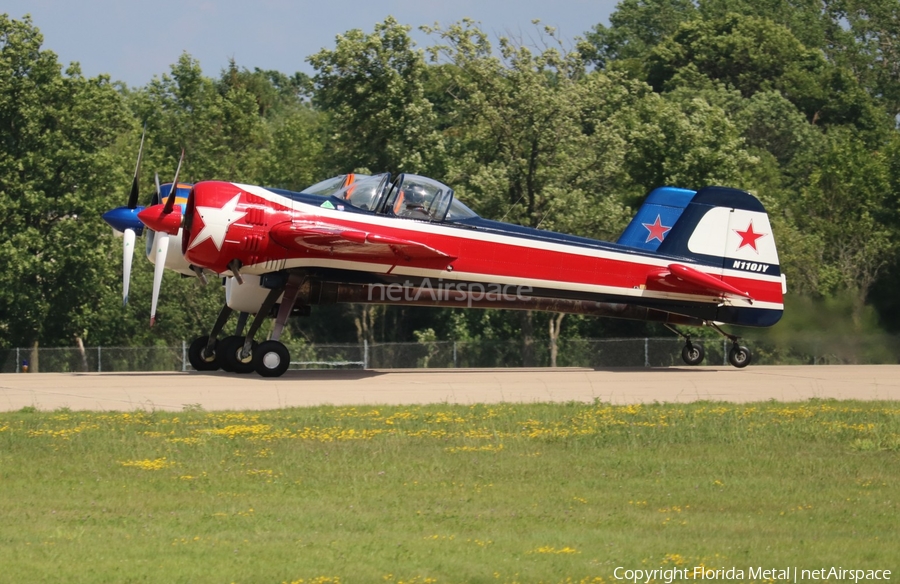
[1,401,898,583]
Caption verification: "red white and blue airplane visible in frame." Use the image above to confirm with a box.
[130,169,786,377]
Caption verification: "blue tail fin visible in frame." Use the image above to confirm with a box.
[617,187,697,251]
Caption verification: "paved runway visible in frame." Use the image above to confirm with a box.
[1,365,898,411]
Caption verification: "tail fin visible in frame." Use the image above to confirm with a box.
[617,187,697,251]
[656,186,785,327]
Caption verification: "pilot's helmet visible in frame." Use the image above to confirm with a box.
[403,184,427,206]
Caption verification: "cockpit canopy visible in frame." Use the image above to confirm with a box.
[328,173,478,222]
[302,173,371,198]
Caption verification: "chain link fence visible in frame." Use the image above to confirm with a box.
[2,334,899,373]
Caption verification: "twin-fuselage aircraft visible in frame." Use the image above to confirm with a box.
[114,167,785,377]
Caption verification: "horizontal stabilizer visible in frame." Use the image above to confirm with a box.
[656,263,753,303]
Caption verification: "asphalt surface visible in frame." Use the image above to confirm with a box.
[1,365,898,412]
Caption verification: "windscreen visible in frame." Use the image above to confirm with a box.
[333,173,391,211]
[301,174,373,198]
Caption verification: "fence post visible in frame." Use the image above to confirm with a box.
[98,346,102,372]
[16,347,19,373]
[182,340,187,372]
[453,341,457,368]
[363,339,369,369]
[644,338,649,367]
[723,340,727,365]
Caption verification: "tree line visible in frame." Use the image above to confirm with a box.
[1,1,899,358]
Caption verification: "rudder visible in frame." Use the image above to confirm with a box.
[617,187,697,252]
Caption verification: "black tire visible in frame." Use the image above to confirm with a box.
[217,336,242,372]
[728,345,752,368]
[188,335,219,371]
[681,342,705,366]
[254,341,290,378]
[226,339,258,375]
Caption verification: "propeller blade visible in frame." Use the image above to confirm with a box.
[122,228,136,305]
[150,232,169,327]
[162,149,185,214]
[154,172,161,204]
[127,127,146,209]
[148,150,184,325]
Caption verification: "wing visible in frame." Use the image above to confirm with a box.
[648,263,754,303]
[270,220,456,263]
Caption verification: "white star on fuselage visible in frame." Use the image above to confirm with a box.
[189,194,247,251]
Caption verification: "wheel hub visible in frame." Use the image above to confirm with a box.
[263,351,282,369]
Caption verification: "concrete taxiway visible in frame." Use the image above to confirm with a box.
[1,365,898,412]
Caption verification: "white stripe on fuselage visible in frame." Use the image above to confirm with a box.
[237,256,783,312]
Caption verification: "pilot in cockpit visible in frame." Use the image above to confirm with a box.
[395,184,433,220]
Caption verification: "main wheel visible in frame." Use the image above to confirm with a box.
[188,335,219,371]
[226,339,258,374]
[681,342,705,366]
[728,345,752,368]
[217,336,242,372]
[254,341,290,378]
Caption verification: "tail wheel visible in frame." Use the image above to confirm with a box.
[728,345,752,368]
[681,342,705,366]
[226,340,258,375]
[188,335,219,371]
[254,341,290,378]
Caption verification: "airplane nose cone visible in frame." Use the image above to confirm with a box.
[138,204,182,235]
[102,206,145,234]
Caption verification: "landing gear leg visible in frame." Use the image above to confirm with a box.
[219,286,283,375]
[665,324,705,366]
[253,276,302,378]
[234,311,249,336]
[706,322,752,368]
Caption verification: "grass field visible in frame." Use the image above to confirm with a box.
[1,400,898,583]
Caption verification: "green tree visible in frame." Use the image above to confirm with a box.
[834,0,900,117]
[425,21,642,361]
[645,13,890,136]
[734,91,822,167]
[259,106,325,191]
[219,60,313,119]
[865,130,900,331]
[0,15,132,352]
[698,0,838,50]
[129,53,270,184]
[584,0,698,69]
[787,129,898,323]
[308,16,444,176]
[218,61,324,190]
[619,91,755,198]
[426,21,632,236]
[646,13,821,97]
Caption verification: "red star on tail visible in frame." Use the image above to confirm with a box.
[734,220,765,252]
[642,215,671,243]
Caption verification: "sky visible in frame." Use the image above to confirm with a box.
[6,0,619,88]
